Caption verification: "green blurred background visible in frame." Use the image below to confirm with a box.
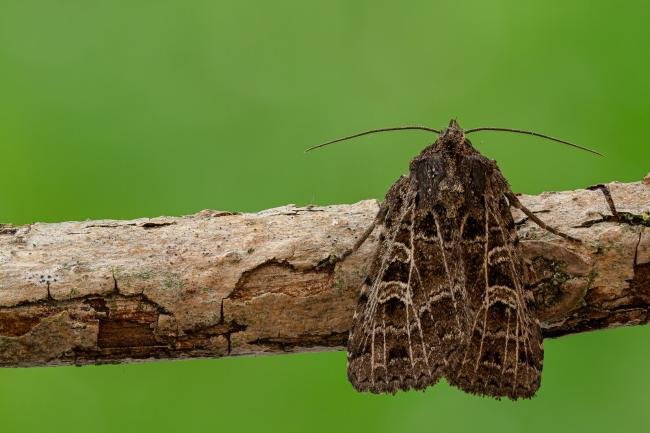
[1,1,649,432]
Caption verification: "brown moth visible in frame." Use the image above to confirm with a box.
[310,119,599,400]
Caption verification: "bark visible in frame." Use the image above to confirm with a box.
[0,174,649,367]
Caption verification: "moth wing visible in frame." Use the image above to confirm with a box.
[445,195,543,399]
[347,177,464,393]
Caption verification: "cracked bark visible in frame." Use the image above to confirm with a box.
[0,174,649,367]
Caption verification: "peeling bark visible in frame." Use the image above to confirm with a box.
[0,175,649,367]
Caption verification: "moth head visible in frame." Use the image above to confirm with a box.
[438,119,466,147]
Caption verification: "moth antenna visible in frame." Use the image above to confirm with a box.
[305,126,441,152]
[464,127,603,156]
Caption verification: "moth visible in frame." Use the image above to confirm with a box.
[309,119,599,399]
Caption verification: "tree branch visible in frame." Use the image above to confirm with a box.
[0,174,648,367]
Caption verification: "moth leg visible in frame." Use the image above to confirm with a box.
[506,192,580,243]
[586,184,620,221]
[325,203,388,265]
